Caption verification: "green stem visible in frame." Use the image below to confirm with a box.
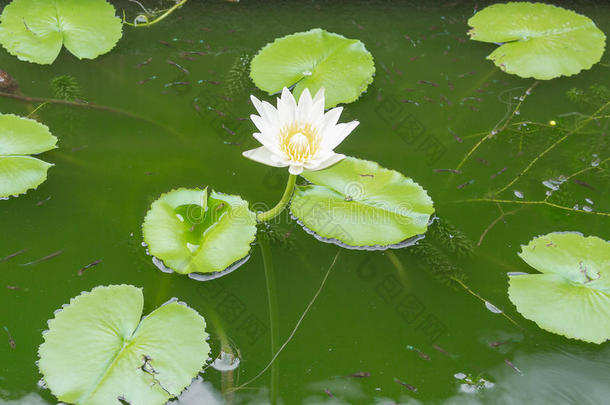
[259,237,279,405]
[257,174,297,222]
[123,0,188,27]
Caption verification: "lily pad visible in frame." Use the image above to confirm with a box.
[38,285,211,405]
[0,113,57,198]
[508,232,610,343]
[0,0,123,64]
[468,2,606,80]
[250,28,375,108]
[142,188,257,278]
[290,157,434,249]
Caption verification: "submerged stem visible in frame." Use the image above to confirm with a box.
[257,174,297,222]
[259,237,279,405]
[123,0,188,27]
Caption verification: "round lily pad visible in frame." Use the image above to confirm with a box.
[0,0,123,64]
[250,28,375,108]
[290,157,434,249]
[142,188,257,278]
[508,232,610,344]
[38,285,211,405]
[468,2,606,80]
[0,113,57,198]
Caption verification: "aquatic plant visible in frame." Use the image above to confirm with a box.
[250,29,375,108]
[243,87,359,175]
[224,53,253,97]
[508,232,610,343]
[0,113,57,198]
[468,2,606,79]
[142,188,257,279]
[50,75,81,101]
[143,87,434,277]
[38,285,210,404]
[291,156,434,248]
[0,0,123,64]
[123,0,188,27]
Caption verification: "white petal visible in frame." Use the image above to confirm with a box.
[317,106,343,133]
[253,132,282,155]
[277,88,297,124]
[309,88,326,122]
[242,146,286,168]
[306,153,345,171]
[250,114,275,135]
[250,95,279,124]
[297,88,313,122]
[288,164,304,175]
[322,120,359,150]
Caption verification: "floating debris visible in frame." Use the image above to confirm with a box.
[490,167,507,179]
[137,76,157,85]
[417,79,439,87]
[347,371,371,378]
[434,168,462,174]
[20,250,63,266]
[4,326,15,349]
[135,57,152,68]
[513,190,524,199]
[448,127,462,142]
[211,351,240,372]
[394,378,417,392]
[36,196,52,206]
[167,59,189,74]
[0,248,28,263]
[585,198,594,205]
[582,206,593,212]
[484,301,503,314]
[504,359,523,375]
[77,259,102,276]
[406,345,430,360]
[457,179,474,189]
[455,372,495,393]
[432,344,456,358]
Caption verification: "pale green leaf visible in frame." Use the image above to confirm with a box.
[468,2,606,79]
[142,188,257,277]
[0,0,123,65]
[0,156,53,198]
[250,28,375,108]
[38,285,210,405]
[0,114,57,198]
[290,157,434,249]
[509,232,610,344]
[0,113,57,155]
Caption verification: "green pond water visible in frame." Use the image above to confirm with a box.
[1,1,610,404]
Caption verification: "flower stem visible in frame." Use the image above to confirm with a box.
[257,174,297,222]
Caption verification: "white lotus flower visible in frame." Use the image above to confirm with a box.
[243,87,359,175]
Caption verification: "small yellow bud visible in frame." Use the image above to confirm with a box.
[549,120,557,126]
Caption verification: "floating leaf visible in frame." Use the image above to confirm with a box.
[0,0,123,64]
[0,113,57,198]
[468,2,606,79]
[290,157,434,249]
[38,285,210,405]
[508,232,610,343]
[142,188,257,278]
[250,28,375,108]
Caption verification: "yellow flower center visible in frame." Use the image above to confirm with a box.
[279,122,320,163]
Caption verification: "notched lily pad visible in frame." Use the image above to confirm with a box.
[0,113,57,198]
[508,232,610,343]
[290,157,434,249]
[38,285,211,405]
[250,28,375,108]
[468,2,606,79]
[142,188,257,278]
[0,0,123,64]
